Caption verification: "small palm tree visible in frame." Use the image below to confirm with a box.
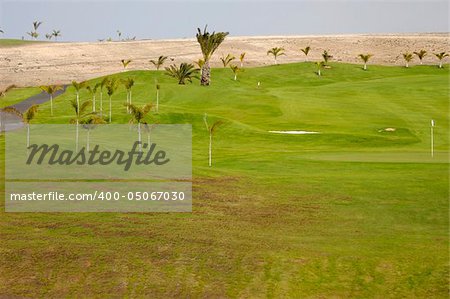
[196,26,229,86]
[80,115,105,152]
[322,50,333,65]
[39,85,62,116]
[149,55,168,70]
[33,21,42,31]
[27,31,39,40]
[105,78,119,123]
[69,99,92,152]
[230,65,242,81]
[434,52,449,69]
[239,52,246,67]
[301,46,311,61]
[358,54,373,70]
[86,84,100,112]
[413,50,427,65]
[402,53,413,68]
[315,61,325,76]
[220,53,235,67]
[121,59,132,70]
[0,28,4,34]
[165,63,199,85]
[72,81,86,113]
[4,105,39,148]
[203,113,223,167]
[267,47,285,65]
[45,33,53,40]
[126,103,153,152]
[122,78,135,113]
[52,30,61,41]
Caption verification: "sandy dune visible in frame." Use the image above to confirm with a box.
[0,33,448,89]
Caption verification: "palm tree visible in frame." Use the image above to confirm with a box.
[72,81,86,113]
[267,47,285,65]
[69,99,92,152]
[143,123,157,146]
[239,52,246,67]
[322,50,333,65]
[413,50,427,65]
[117,30,122,40]
[105,78,119,123]
[230,65,242,81]
[98,77,109,117]
[52,30,61,41]
[155,83,161,113]
[358,54,373,70]
[434,52,449,69]
[122,78,135,113]
[165,63,199,85]
[301,46,311,61]
[45,33,53,40]
[39,85,62,116]
[203,113,223,167]
[27,31,39,40]
[80,115,105,152]
[402,53,413,68]
[86,84,100,112]
[315,61,325,76]
[126,103,153,152]
[33,21,42,31]
[196,26,229,86]
[0,28,3,34]
[150,56,168,70]
[4,105,39,148]
[220,53,235,67]
[121,59,132,70]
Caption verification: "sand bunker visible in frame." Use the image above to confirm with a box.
[269,130,320,135]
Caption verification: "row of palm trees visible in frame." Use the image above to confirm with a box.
[24,21,61,41]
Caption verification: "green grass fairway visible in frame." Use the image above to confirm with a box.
[0,87,41,108]
[0,38,44,47]
[0,62,448,297]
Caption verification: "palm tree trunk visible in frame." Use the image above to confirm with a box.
[129,90,132,107]
[234,74,237,81]
[439,61,443,68]
[76,92,80,113]
[75,120,79,152]
[109,96,112,123]
[318,69,321,76]
[147,131,151,146]
[201,60,211,86]
[156,90,159,113]
[93,95,96,112]
[208,133,212,167]
[126,92,129,113]
[138,123,142,152]
[100,91,103,116]
[406,62,409,68]
[240,61,243,68]
[50,94,53,116]
[27,123,30,148]
[364,63,367,70]
[275,57,277,65]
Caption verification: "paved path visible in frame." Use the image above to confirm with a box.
[0,86,67,131]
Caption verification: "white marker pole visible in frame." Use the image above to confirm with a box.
[431,119,435,158]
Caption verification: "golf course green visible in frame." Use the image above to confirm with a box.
[0,62,448,297]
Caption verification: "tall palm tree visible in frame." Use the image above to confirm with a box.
[126,103,153,152]
[121,59,132,70]
[413,50,427,65]
[358,54,373,70]
[315,61,325,76]
[72,81,86,113]
[99,77,109,117]
[239,52,246,67]
[52,30,61,41]
[203,113,223,167]
[230,65,242,81]
[402,53,413,68]
[149,55,168,70]
[80,115,105,152]
[165,63,199,84]
[322,50,333,65]
[434,52,449,69]
[105,78,119,123]
[267,47,285,65]
[39,85,62,116]
[86,84,100,112]
[4,105,39,148]
[220,53,235,67]
[69,99,92,152]
[301,46,311,61]
[122,78,135,113]
[33,21,42,31]
[196,26,229,86]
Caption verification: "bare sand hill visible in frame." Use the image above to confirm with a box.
[0,33,448,89]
